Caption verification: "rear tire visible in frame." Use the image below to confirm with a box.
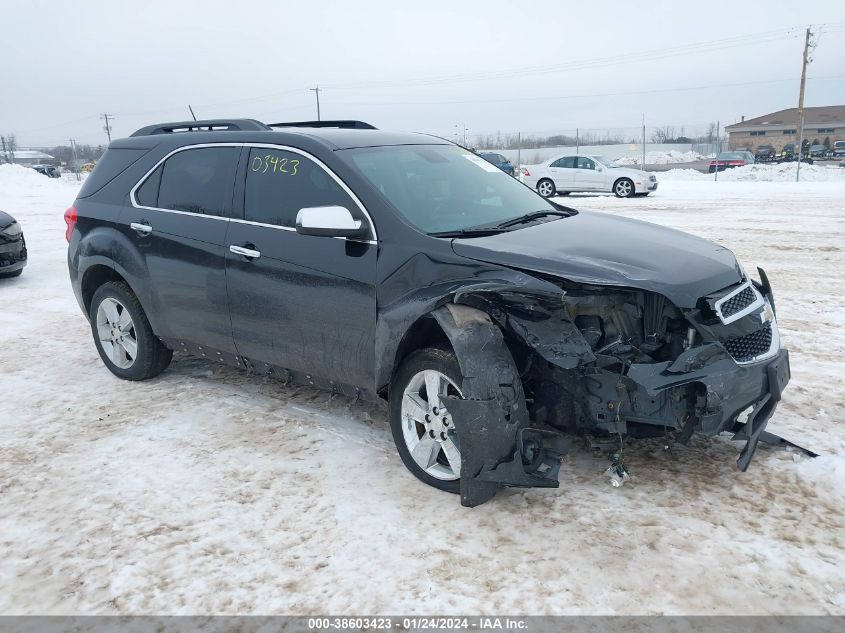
[389,347,465,494]
[536,178,556,198]
[89,281,172,381]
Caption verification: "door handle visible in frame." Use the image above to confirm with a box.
[130,222,153,235]
[229,244,261,260]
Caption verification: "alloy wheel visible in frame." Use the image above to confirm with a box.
[400,369,463,480]
[615,180,633,197]
[95,297,138,369]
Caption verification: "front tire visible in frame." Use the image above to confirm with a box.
[389,348,464,493]
[613,178,635,198]
[536,178,556,198]
[89,281,172,381]
[0,268,23,278]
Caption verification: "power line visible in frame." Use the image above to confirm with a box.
[325,74,845,109]
[322,26,812,91]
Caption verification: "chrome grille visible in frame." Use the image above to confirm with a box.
[720,285,756,318]
[713,281,764,324]
[724,323,773,363]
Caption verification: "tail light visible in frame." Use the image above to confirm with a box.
[522,168,530,176]
[64,206,77,242]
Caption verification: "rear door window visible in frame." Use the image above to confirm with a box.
[575,157,595,170]
[155,147,239,217]
[243,147,355,228]
[551,156,576,168]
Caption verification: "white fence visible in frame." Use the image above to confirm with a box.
[481,142,722,166]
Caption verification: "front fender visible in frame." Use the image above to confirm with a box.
[431,304,567,506]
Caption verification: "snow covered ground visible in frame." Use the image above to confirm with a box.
[1,164,844,615]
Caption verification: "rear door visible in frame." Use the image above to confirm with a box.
[124,145,240,354]
[225,145,378,389]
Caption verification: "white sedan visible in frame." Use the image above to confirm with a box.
[522,154,658,198]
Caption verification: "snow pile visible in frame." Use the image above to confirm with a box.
[658,163,845,182]
[715,162,845,182]
[0,163,73,197]
[615,150,704,166]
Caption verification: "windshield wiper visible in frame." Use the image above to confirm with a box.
[429,227,510,238]
[495,210,572,229]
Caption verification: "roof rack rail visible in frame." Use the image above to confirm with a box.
[268,120,377,130]
[130,118,271,137]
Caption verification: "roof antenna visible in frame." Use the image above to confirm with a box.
[188,105,197,121]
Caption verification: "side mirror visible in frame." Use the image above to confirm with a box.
[295,206,367,238]
[596,166,603,172]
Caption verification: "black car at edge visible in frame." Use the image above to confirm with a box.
[66,118,790,506]
[0,210,27,277]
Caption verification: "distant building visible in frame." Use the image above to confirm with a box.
[0,149,58,166]
[725,105,845,152]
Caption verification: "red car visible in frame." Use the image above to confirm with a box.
[709,151,755,173]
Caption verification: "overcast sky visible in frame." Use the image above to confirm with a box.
[2,0,844,147]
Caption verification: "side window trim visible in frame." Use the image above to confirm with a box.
[130,142,241,222]
[130,142,378,243]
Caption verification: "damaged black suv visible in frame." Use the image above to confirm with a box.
[66,118,790,506]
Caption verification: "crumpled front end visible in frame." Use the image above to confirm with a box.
[448,266,790,500]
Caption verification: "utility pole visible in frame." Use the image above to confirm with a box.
[576,127,579,154]
[796,26,814,182]
[517,131,521,179]
[69,138,80,182]
[641,114,646,168]
[100,113,113,143]
[310,86,321,121]
[715,120,721,181]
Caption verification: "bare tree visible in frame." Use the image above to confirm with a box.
[650,126,675,144]
[1,133,17,163]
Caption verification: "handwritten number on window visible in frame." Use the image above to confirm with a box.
[250,153,300,177]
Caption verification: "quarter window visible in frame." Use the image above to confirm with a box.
[155,147,239,216]
[135,165,162,207]
[244,148,356,228]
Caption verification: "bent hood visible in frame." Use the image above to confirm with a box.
[450,211,741,307]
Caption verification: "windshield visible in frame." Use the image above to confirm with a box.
[344,144,555,234]
[717,152,747,160]
[592,156,618,168]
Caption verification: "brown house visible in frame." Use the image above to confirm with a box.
[725,105,845,152]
